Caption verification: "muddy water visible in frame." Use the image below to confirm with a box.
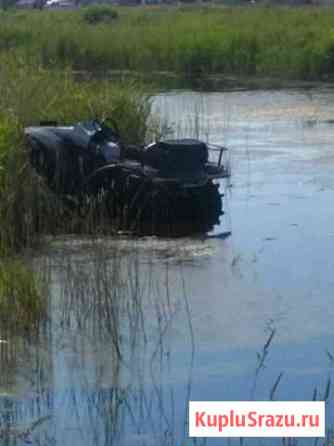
[2,88,334,445]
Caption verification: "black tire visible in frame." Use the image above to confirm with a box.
[123,179,223,236]
[30,142,55,186]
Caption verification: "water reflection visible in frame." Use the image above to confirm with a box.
[0,243,198,445]
[1,237,332,446]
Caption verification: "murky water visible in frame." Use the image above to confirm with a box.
[2,88,334,445]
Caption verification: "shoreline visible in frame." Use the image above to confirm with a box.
[75,69,334,91]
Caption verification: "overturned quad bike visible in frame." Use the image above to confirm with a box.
[25,119,230,235]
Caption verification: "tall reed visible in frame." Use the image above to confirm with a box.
[1,6,334,79]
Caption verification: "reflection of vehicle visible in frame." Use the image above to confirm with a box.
[25,119,230,234]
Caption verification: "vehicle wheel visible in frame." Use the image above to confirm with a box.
[122,178,177,235]
[31,145,48,175]
[31,143,57,189]
[82,166,124,225]
[188,182,223,226]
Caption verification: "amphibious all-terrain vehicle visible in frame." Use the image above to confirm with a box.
[25,119,229,234]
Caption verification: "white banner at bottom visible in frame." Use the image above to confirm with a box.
[189,401,325,437]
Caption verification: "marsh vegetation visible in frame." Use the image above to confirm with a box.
[1,6,334,80]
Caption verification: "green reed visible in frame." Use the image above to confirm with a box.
[1,6,334,79]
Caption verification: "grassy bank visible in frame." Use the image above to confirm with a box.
[1,6,334,79]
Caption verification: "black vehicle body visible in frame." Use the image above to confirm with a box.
[25,119,229,234]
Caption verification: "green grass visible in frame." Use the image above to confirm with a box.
[0,259,46,335]
[1,6,334,79]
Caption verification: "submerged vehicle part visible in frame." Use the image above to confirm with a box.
[25,119,229,235]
